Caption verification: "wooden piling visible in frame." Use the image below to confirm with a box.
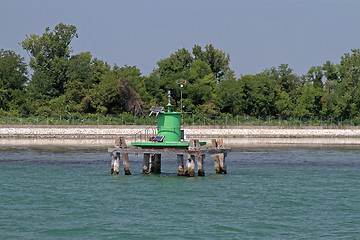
[154,154,161,173]
[185,154,195,177]
[197,153,205,176]
[217,138,224,148]
[177,154,184,176]
[219,152,227,174]
[114,152,121,174]
[111,153,115,174]
[150,153,155,173]
[212,138,226,174]
[113,137,131,175]
[193,139,205,176]
[142,153,150,174]
[122,152,131,175]
[217,138,227,174]
[212,139,221,173]
[184,154,189,175]
[185,139,201,177]
[213,154,221,173]
[109,137,230,176]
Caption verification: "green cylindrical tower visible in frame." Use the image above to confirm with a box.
[157,112,181,143]
[157,90,181,143]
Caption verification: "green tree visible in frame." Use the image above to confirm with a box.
[274,91,294,117]
[192,44,230,81]
[235,73,277,117]
[86,65,146,115]
[218,70,244,115]
[293,82,322,118]
[306,66,323,89]
[21,23,78,68]
[269,64,302,93]
[0,49,28,112]
[147,45,231,115]
[20,23,78,99]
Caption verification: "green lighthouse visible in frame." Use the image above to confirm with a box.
[157,90,181,143]
[131,91,206,148]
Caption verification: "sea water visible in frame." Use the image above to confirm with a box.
[0,146,359,239]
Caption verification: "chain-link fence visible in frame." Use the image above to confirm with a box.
[0,114,157,126]
[1,114,360,127]
[182,115,360,127]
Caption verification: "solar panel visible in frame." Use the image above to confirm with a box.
[149,106,164,116]
[153,136,164,142]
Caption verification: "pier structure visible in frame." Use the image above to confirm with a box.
[108,90,230,176]
[108,137,229,176]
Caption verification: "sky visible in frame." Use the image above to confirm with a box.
[2,0,360,77]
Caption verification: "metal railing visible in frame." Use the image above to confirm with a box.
[134,126,157,142]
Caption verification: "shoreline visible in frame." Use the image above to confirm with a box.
[1,125,360,147]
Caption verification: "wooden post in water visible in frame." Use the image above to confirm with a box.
[150,153,155,173]
[197,152,205,176]
[185,139,198,177]
[154,154,161,173]
[111,153,120,174]
[184,154,189,176]
[114,152,121,174]
[212,139,221,174]
[111,137,122,174]
[111,153,115,174]
[212,138,227,174]
[185,154,195,177]
[217,138,227,174]
[114,137,131,175]
[219,153,227,174]
[142,153,150,174]
[192,139,205,176]
[177,154,184,176]
[122,152,131,175]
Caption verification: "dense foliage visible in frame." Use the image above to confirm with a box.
[2,23,360,124]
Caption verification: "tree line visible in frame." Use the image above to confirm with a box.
[2,23,360,122]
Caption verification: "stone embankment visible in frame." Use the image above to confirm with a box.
[1,125,360,146]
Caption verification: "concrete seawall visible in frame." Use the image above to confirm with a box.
[1,125,360,147]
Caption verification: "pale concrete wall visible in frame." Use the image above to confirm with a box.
[1,125,360,146]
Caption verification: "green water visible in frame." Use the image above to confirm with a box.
[0,146,359,239]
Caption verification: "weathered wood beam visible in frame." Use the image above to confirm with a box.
[108,147,230,155]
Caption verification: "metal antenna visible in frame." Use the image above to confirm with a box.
[167,90,171,106]
[167,90,171,112]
